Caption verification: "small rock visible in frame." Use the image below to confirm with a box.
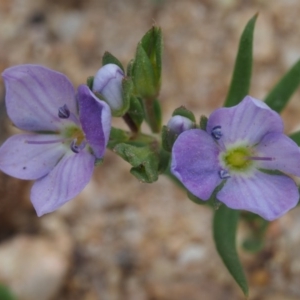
[178,244,207,265]
[0,217,72,300]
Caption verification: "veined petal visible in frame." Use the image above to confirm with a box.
[31,149,95,216]
[78,85,111,158]
[207,96,284,146]
[171,129,222,200]
[255,132,300,176]
[0,134,67,180]
[2,65,77,131]
[93,64,124,111]
[217,171,299,221]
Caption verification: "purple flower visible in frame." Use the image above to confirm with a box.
[93,64,125,112]
[171,96,300,221]
[0,65,111,216]
[167,115,194,134]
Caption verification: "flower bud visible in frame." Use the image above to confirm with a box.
[93,64,125,112]
[162,116,195,152]
[167,115,194,134]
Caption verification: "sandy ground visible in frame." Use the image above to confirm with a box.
[1,0,300,299]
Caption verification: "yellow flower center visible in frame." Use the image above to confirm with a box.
[222,147,253,171]
[63,126,85,146]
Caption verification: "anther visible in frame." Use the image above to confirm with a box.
[219,169,231,179]
[211,126,222,140]
[58,104,70,119]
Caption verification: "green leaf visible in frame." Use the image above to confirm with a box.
[128,96,144,128]
[113,143,159,183]
[213,205,248,296]
[0,284,16,300]
[102,51,124,72]
[123,96,144,133]
[172,106,196,122]
[140,26,163,93]
[289,130,300,145]
[86,76,94,90]
[126,59,135,77]
[118,76,132,115]
[158,148,170,174]
[224,14,258,107]
[142,97,162,133]
[161,125,177,152]
[132,44,156,99]
[107,127,130,149]
[264,59,300,112]
[199,115,208,130]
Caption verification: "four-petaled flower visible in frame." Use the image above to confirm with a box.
[171,96,300,220]
[0,65,111,216]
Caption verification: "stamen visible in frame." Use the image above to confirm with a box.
[58,104,70,119]
[25,138,66,145]
[219,169,231,179]
[245,156,274,161]
[58,104,80,125]
[70,139,86,153]
[211,126,222,140]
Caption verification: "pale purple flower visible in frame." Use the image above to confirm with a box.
[93,64,124,112]
[167,115,194,134]
[171,96,300,221]
[0,65,111,216]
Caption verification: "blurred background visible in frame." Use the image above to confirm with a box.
[1,0,300,299]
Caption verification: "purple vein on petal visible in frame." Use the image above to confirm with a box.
[31,150,95,216]
[0,133,67,180]
[2,65,77,131]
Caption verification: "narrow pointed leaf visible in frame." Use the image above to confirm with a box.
[213,205,248,296]
[224,14,258,107]
[141,26,163,91]
[264,59,300,112]
[132,44,156,99]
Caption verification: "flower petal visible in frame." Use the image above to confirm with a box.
[207,96,284,146]
[217,171,299,220]
[171,129,222,200]
[2,64,77,131]
[93,64,124,111]
[31,150,95,216]
[255,132,300,176]
[0,134,67,180]
[77,84,111,158]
